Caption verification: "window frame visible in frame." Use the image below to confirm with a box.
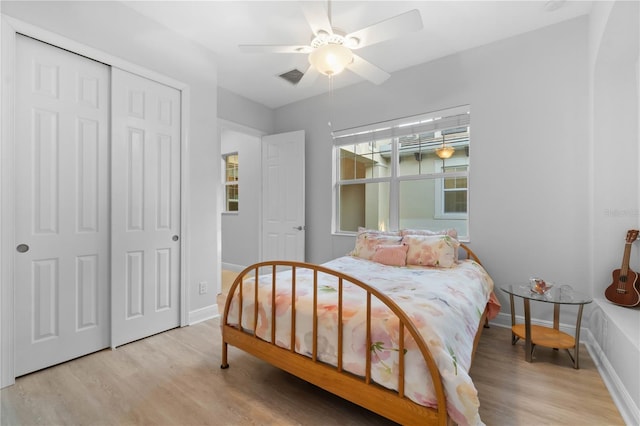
[332,106,470,239]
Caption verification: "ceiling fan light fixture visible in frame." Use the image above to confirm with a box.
[310,30,346,48]
[309,43,353,76]
[240,7,423,86]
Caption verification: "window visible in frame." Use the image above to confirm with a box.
[333,106,470,239]
[223,153,238,212]
[442,165,468,215]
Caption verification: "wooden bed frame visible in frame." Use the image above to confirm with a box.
[220,244,488,426]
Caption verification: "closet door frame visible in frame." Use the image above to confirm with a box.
[0,15,191,388]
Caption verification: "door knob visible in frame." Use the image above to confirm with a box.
[172,235,179,241]
[16,244,29,253]
[292,226,304,231]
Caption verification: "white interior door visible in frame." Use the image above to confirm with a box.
[261,130,305,261]
[14,35,110,376]
[111,68,181,347]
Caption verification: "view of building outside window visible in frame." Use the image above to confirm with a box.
[333,107,470,239]
[224,153,238,212]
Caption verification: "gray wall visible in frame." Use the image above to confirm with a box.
[218,86,275,134]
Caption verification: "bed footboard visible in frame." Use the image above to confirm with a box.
[220,259,492,426]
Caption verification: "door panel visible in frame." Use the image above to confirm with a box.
[261,131,305,262]
[111,68,181,347]
[14,35,110,376]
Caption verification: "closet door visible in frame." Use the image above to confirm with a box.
[111,68,181,347]
[14,35,110,376]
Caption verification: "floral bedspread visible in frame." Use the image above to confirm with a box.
[227,256,496,426]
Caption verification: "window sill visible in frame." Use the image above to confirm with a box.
[332,231,357,237]
[433,214,468,220]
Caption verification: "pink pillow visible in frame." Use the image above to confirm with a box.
[402,234,459,268]
[371,244,408,267]
[350,231,402,260]
[401,228,459,261]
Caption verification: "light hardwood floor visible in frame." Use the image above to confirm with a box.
[1,272,624,425]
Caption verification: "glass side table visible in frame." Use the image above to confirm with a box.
[500,284,592,369]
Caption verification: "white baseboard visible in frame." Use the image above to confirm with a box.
[584,329,639,426]
[487,312,511,329]
[188,304,219,325]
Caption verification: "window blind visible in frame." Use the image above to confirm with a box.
[332,105,470,146]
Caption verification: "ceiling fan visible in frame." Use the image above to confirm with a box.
[239,2,423,87]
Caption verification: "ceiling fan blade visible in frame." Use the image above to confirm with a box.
[347,54,390,85]
[239,44,311,54]
[346,9,423,49]
[300,1,333,36]
[296,65,319,89]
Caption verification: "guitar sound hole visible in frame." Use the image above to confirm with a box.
[620,276,627,283]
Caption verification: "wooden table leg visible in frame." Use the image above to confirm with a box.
[509,293,518,344]
[573,304,585,369]
[524,298,532,362]
[553,303,560,350]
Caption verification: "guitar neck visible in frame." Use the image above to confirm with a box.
[621,242,633,275]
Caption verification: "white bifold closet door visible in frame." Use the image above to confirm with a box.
[14,35,111,376]
[110,68,181,348]
[13,35,181,377]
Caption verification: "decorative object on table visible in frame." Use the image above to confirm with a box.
[604,229,640,307]
[530,277,553,295]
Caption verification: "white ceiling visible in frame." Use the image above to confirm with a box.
[123,1,593,109]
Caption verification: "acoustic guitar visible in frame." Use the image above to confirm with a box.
[605,229,640,307]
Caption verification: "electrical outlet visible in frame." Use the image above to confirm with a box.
[198,281,207,295]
